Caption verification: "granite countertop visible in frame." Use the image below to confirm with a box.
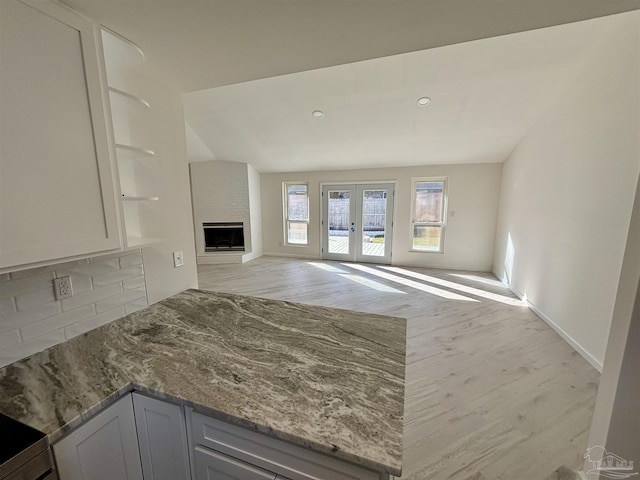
[0,289,406,476]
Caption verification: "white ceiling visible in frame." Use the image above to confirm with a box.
[60,0,639,173]
[63,0,640,92]
[183,15,620,172]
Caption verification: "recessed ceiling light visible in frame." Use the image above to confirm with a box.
[417,97,431,106]
[312,110,325,118]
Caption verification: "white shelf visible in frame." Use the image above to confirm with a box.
[122,195,159,201]
[102,29,144,69]
[109,87,150,114]
[126,236,164,250]
[115,143,155,159]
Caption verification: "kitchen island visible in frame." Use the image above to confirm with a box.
[0,289,406,477]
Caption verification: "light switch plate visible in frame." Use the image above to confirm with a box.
[54,276,73,300]
[173,251,184,268]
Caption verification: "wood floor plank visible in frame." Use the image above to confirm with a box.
[197,256,599,480]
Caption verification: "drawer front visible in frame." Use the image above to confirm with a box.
[190,412,379,480]
[194,446,276,480]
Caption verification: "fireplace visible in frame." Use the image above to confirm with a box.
[203,222,245,252]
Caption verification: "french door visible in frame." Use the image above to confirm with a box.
[321,183,394,264]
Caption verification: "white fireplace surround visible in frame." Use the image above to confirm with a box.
[189,160,263,264]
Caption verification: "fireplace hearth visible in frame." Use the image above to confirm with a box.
[203,222,245,251]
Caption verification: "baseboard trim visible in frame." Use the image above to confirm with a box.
[506,285,603,373]
[263,252,320,260]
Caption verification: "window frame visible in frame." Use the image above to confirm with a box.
[283,182,310,246]
[410,177,448,254]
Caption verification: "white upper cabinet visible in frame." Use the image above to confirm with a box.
[0,0,122,271]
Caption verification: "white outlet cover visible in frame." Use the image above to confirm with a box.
[54,276,73,300]
[173,251,184,267]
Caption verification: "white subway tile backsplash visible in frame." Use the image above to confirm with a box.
[0,330,66,368]
[21,305,95,342]
[66,258,120,276]
[0,297,16,316]
[0,329,21,350]
[95,287,146,314]
[65,306,126,340]
[0,250,147,367]
[9,265,58,280]
[0,272,55,298]
[61,283,123,312]
[0,302,62,334]
[89,251,132,262]
[124,298,148,315]
[70,274,93,294]
[15,287,56,310]
[8,260,88,281]
[92,265,144,287]
[119,253,143,268]
[123,275,145,291]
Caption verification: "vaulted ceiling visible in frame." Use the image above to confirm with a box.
[62,1,640,172]
[63,0,640,92]
[183,14,622,172]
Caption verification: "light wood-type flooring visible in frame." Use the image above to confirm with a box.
[197,256,599,480]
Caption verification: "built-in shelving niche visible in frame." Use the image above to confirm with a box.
[102,29,162,250]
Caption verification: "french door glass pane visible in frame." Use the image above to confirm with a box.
[328,190,350,254]
[415,181,444,222]
[362,190,386,257]
[413,225,441,251]
[287,221,307,244]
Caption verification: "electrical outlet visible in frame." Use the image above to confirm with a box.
[54,276,73,300]
[173,250,184,268]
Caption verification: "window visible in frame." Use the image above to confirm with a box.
[284,183,309,245]
[411,178,447,253]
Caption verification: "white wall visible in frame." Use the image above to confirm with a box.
[0,250,148,367]
[123,74,198,304]
[586,168,640,471]
[103,27,198,306]
[261,163,502,271]
[493,12,640,368]
[247,164,264,260]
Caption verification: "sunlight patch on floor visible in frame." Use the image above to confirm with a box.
[339,274,407,294]
[343,263,478,302]
[383,266,525,306]
[307,262,348,273]
[449,273,505,288]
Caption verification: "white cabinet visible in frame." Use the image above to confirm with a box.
[53,395,143,480]
[133,393,191,480]
[188,411,383,480]
[0,0,122,271]
[53,393,390,480]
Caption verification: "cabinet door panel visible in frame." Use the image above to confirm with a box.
[194,446,276,480]
[0,0,121,269]
[53,395,143,480]
[132,393,191,480]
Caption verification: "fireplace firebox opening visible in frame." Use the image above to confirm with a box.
[203,222,245,252]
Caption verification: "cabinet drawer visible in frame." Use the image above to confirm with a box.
[190,411,380,480]
[194,446,276,480]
